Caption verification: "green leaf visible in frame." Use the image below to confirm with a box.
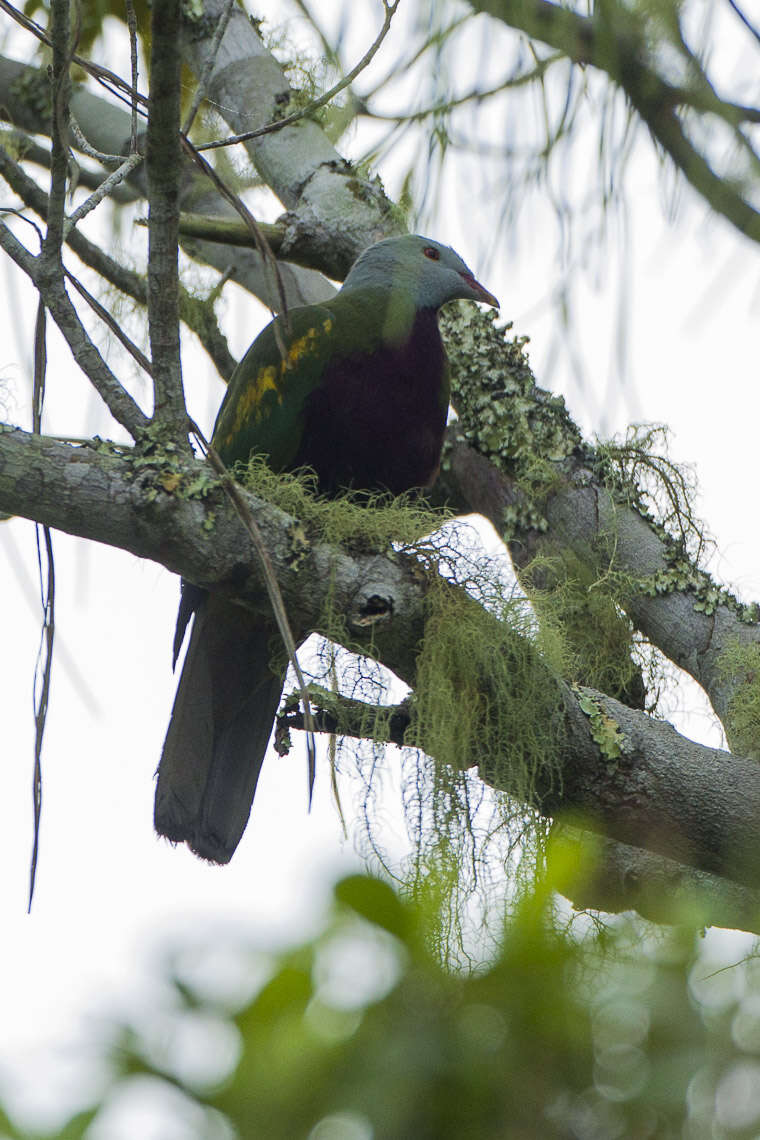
[334,874,409,942]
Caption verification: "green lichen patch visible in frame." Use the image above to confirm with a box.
[440,303,583,489]
[717,641,760,761]
[637,550,759,623]
[126,424,220,505]
[574,685,625,763]
[9,67,51,121]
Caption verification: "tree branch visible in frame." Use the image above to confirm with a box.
[437,305,760,745]
[195,0,400,152]
[146,0,186,435]
[0,143,236,379]
[279,696,760,933]
[0,54,341,309]
[2,426,760,902]
[42,0,71,263]
[468,0,760,245]
[178,0,403,280]
[0,220,149,436]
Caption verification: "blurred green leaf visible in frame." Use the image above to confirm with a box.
[334,874,410,943]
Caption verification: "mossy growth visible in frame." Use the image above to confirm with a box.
[237,459,570,921]
[407,571,566,808]
[522,552,647,710]
[9,67,51,121]
[236,453,448,552]
[594,424,705,560]
[439,303,584,534]
[717,641,760,761]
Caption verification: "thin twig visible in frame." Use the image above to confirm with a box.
[367,55,563,122]
[0,0,150,115]
[63,151,143,238]
[189,422,318,805]
[0,144,235,379]
[725,0,760,48]
[68,115,128,167]
[195,0,401,151]
[181,0,235,135]
[0,218,150,436]
[29,296,55,912]
[64,267,152,376]
[124,0,140,151]
[4,128,139,199]
[181,136,292,344]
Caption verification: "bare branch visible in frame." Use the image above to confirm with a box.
[181,0,235,136]
[0,0,150,116]
[0,55,345,304]
[0,144,235,379]
[0,219,149,436]
[180,138,291,328]
[64,268,152,376]
[124,0,139,151]
[62,151,143,237]
[468,0,760,245]
[67,115,127,166]
[146,0,187,435]
[42,0,72,264]
[195,0,401,152]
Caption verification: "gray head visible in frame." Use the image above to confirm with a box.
[341,235,499,311]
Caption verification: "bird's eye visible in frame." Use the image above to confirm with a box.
[423,246,440,261]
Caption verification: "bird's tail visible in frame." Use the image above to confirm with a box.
[155,593,284,863]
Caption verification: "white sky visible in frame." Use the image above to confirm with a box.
[1,1,760,1133]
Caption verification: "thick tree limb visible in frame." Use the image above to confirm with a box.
[2,425,760,903]
[557,830,760,936]
[279,697,760,933]
[178,0,403,280]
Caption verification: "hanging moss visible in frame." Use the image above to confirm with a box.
[406,574,566,809]
[717,642,760,761]
[522,552,647,710]
[240,459,570,925]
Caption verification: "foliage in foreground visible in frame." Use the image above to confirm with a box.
[7,853,760,1140]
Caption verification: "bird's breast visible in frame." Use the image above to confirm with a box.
[295,308,448,496]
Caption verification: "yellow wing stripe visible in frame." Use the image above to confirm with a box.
[221,317,334,448]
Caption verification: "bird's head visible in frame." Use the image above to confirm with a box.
[342,235,499,312]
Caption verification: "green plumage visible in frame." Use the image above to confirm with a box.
[155,235,497,863]
[215,288,421,471]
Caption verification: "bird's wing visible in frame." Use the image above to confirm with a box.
[213,302,342,472]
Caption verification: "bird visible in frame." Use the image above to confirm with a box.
[155,233,498,864]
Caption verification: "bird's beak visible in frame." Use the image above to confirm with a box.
[459,271,499,308]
